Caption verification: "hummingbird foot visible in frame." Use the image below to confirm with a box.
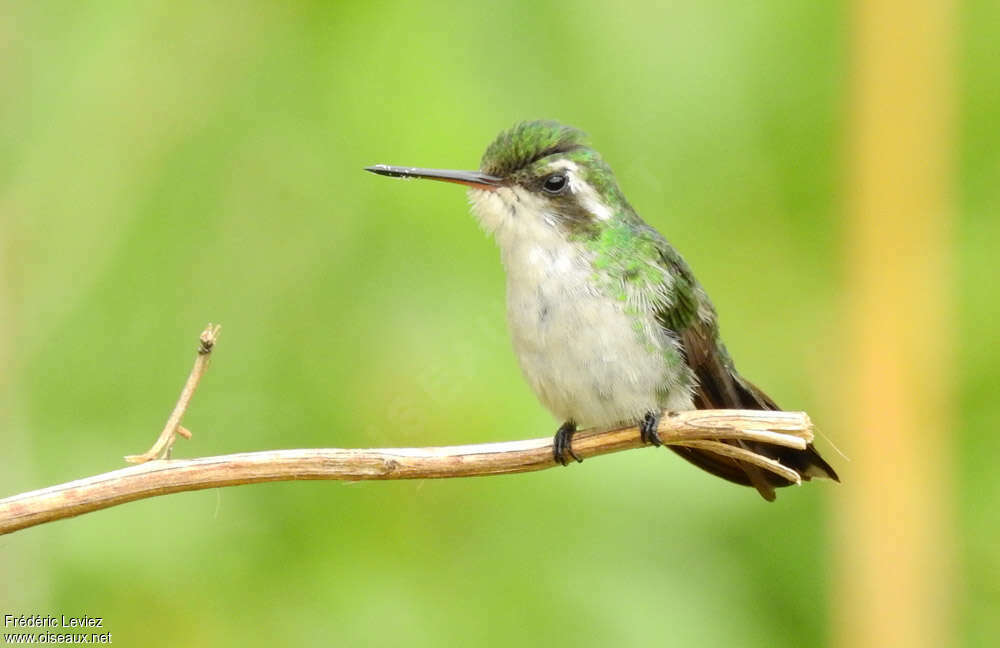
[640,411,663,447]
[553,420,582,466]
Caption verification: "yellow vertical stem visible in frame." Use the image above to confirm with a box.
[836,1,956,647]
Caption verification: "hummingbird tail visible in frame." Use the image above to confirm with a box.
[669,372,839,501]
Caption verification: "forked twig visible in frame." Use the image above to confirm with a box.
[0,325,819,536]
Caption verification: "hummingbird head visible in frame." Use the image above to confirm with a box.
[366,120,632,240]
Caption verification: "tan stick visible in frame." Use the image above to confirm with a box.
[0,409,813,536]
[0,325,818,536]
[835,0,957,644]
[669,439,802,484]
[124,324,220,463]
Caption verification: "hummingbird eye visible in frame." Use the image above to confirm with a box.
[542,173,569,195]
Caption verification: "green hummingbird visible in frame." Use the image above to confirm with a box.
[367,120,838,500]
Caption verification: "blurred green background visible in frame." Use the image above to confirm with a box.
[1,1,996,646]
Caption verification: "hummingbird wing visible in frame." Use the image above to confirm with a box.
[648,230,839,500]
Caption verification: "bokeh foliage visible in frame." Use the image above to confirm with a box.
[2,1,996,646]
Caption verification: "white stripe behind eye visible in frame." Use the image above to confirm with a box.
[547,159,612,221]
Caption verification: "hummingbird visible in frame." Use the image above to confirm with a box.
[366,120,838,500]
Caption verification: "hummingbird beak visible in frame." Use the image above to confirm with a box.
[365,165,502,190]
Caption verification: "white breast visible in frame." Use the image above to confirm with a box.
[469,187,693,427]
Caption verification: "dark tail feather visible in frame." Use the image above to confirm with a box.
[669,373,839,501]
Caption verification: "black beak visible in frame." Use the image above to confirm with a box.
[365,165,502,190]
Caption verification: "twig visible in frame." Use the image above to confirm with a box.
[0,325,817,536]
[669,439,801,484]
[0,409,813,536]
[124,324,220,464]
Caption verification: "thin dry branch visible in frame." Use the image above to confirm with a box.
[0,410,813,536]
[0,325,816,536]
[124,324,220,463]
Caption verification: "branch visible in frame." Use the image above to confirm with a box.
[0,410,813,535]
[123,323,220,463]
[0,325,816,536]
